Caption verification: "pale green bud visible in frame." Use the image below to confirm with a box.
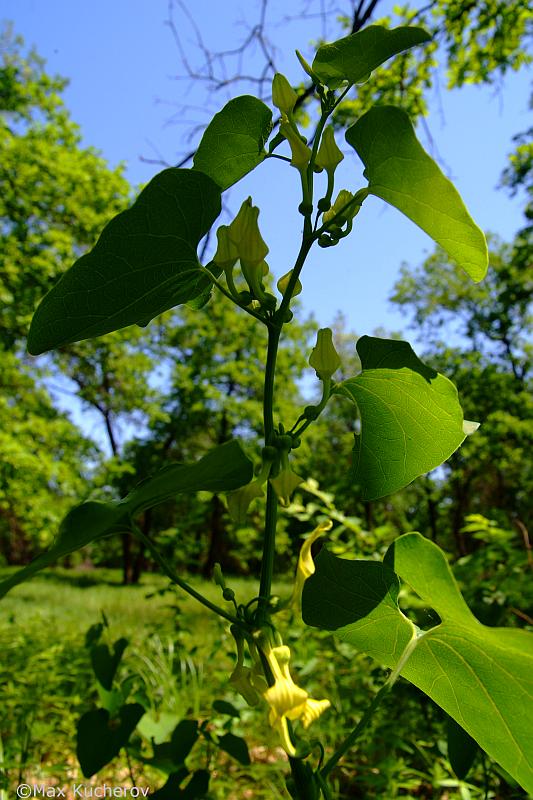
[272,73,298,116]
[295,50,321,84]
[212,225,239,269]
[228,198,269,265]
[277,269,302,298]
[280,120,312,170]
[322,190,359,224]
[213,563,226,589]
[309,328,341,380]
[315,127,344,173]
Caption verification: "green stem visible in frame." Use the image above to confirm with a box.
[131,523,243,628]
[321,632,421,779]
[199,266,267,325]
[291,378,332,439]
[257,481,278,624]
[276,235,315,324]
[263,325,281,443]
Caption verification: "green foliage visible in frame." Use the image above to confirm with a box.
[0,441,253,597]
[312,25,431,88]
[77,704,145,777]
[193,95,272,189]
[346,106,488,281]
[3,14,532,800]
[27,169,222,353]
[303,533,533,792]
[0,350,94,558]
[391,239,532,537]
[0,27,132,348]
[330,1,532,127]
[333,336,467,499]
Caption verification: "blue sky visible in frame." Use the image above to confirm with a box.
[2,0,531,342]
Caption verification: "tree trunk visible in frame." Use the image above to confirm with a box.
[202,494,229,577]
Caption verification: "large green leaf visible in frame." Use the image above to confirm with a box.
[303,533,533,794]
[333,336,466,499]
[27,168,222,354]
[193,95,272,190]
[0,441,253,598]
[77,703,145,777]
[312,25,430,88]
[346,106,488,281]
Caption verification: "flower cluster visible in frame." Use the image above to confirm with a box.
[229,522,332,755]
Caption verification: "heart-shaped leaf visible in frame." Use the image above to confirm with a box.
[447,715,479,780]
[346,106,488,281]
[217,732,251,765]
[303,533,533,794]
[77,703,145,777]
[333,336,467,499]
[91,638,129,691]
[27,168,221,354]
[151,720,199,768]
[193,95,272,190]
[313,25,431,88]
[0,440,253,599]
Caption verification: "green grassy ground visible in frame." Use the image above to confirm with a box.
[0,567,525,799]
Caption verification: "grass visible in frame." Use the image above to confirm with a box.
[0,567,527,799]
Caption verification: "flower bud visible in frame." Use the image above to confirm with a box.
[295,50,321,84]
[280,120,311,170]
[228,198,269,265]
[229,664,261,707]
[323,190,360,224]
[309,328,341,380]
[212,225,239,269]
[315,126,344,173]
[272,73,298,116]
[213,563,225,589]
[277,269,302,298]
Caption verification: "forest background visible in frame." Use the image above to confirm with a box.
[0,1,532,797]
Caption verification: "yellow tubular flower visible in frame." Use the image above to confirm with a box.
[301,697,331,729]
[262,643,330,755]
[290,520,333,609]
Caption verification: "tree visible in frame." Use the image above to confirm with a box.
[390,237,532,548]
[164,0,532,166]
[0,26,131,348]
[0,350,94,562]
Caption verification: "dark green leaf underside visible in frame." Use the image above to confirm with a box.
[28,168,222,354]
[193,95,272,190]
[346,106,488,281]
[0,440,253,599]
[333,336,466,499]
[313,25,431,87]
[303,534,533,794]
